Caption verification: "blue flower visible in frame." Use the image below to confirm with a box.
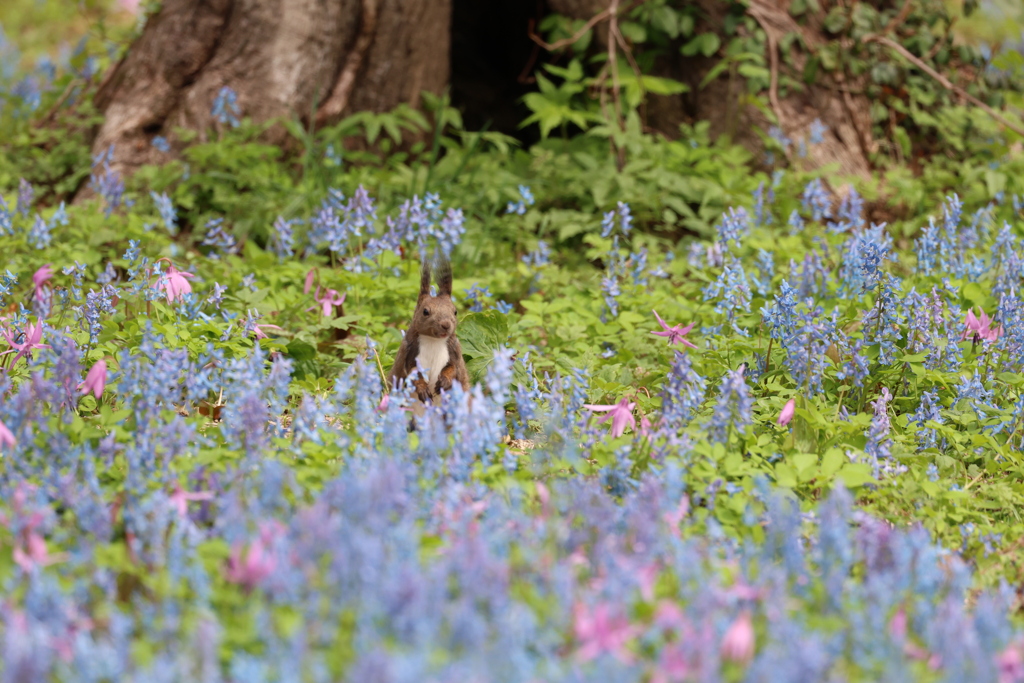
[506,185,535,215]
[709,368,753,443]
[809,118,827,145]
[151,191,177,235]
[211,86,241,127]
[801,179,832,222]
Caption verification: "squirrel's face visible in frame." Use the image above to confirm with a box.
[415,295,458,339]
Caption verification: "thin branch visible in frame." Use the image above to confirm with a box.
[527,0,644,52]
[315,0,379,126]
[34,78,81,128]
[529,7,612,52]
[611,18,647,126]
[863,33,1024,138]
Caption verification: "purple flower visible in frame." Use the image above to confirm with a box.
[584,397,637,438]
[652,310,698,349]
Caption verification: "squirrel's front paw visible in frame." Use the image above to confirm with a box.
[413,378,433,403]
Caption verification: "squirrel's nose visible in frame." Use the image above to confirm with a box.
[440,320,452,333]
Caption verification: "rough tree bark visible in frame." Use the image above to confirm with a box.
[90,0,450,180]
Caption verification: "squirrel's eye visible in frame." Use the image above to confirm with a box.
[423,308,430,316]
[454,309,458,316]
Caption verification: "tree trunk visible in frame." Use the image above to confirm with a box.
[90,0,450,179]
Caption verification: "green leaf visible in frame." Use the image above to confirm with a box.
[836,463,875,488]
[285,340,317,362]
[619,21,647,44]
[824,7,848,34]
[459,310,510,382]
[682,33,720,58]
[774,462,798,488]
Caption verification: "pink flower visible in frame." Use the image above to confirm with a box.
[651,643,691,683]
[651,310,697,349]
[638,415,653,439]
[32,264,53,297]
[889,605,907,640]
[252,323,283,340]
[573,602,635,663]
[962,307,1001,342]
[999,640,1024,683]
[777,398,796,426]
[168,485,214,519]
[308,286,346,316]
[720,610,755,665]
[225,538,276,591]
[0,419,14,449]
[158,263,194,303]
[583,397,636,438]
[119,0,141,14]
[1,320,49,367]
[13,531,56,572]
[662,495,689,535]
[78,360,107,399]
[303,268,316,295]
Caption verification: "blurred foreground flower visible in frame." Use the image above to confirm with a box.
[0,419,14,449]
[169,485,214,519]
[573,602,634,663]
[13,531,56,572]
[720,610,755,664]
[225,538,275,591]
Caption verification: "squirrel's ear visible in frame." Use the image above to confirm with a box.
[435,256,453,296]
[419,260,431,297]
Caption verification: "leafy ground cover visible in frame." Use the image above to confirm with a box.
[5,3,1024,682]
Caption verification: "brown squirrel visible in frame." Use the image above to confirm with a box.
[387,257,470,403]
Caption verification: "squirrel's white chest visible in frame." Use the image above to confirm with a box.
[416,336,450,388]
